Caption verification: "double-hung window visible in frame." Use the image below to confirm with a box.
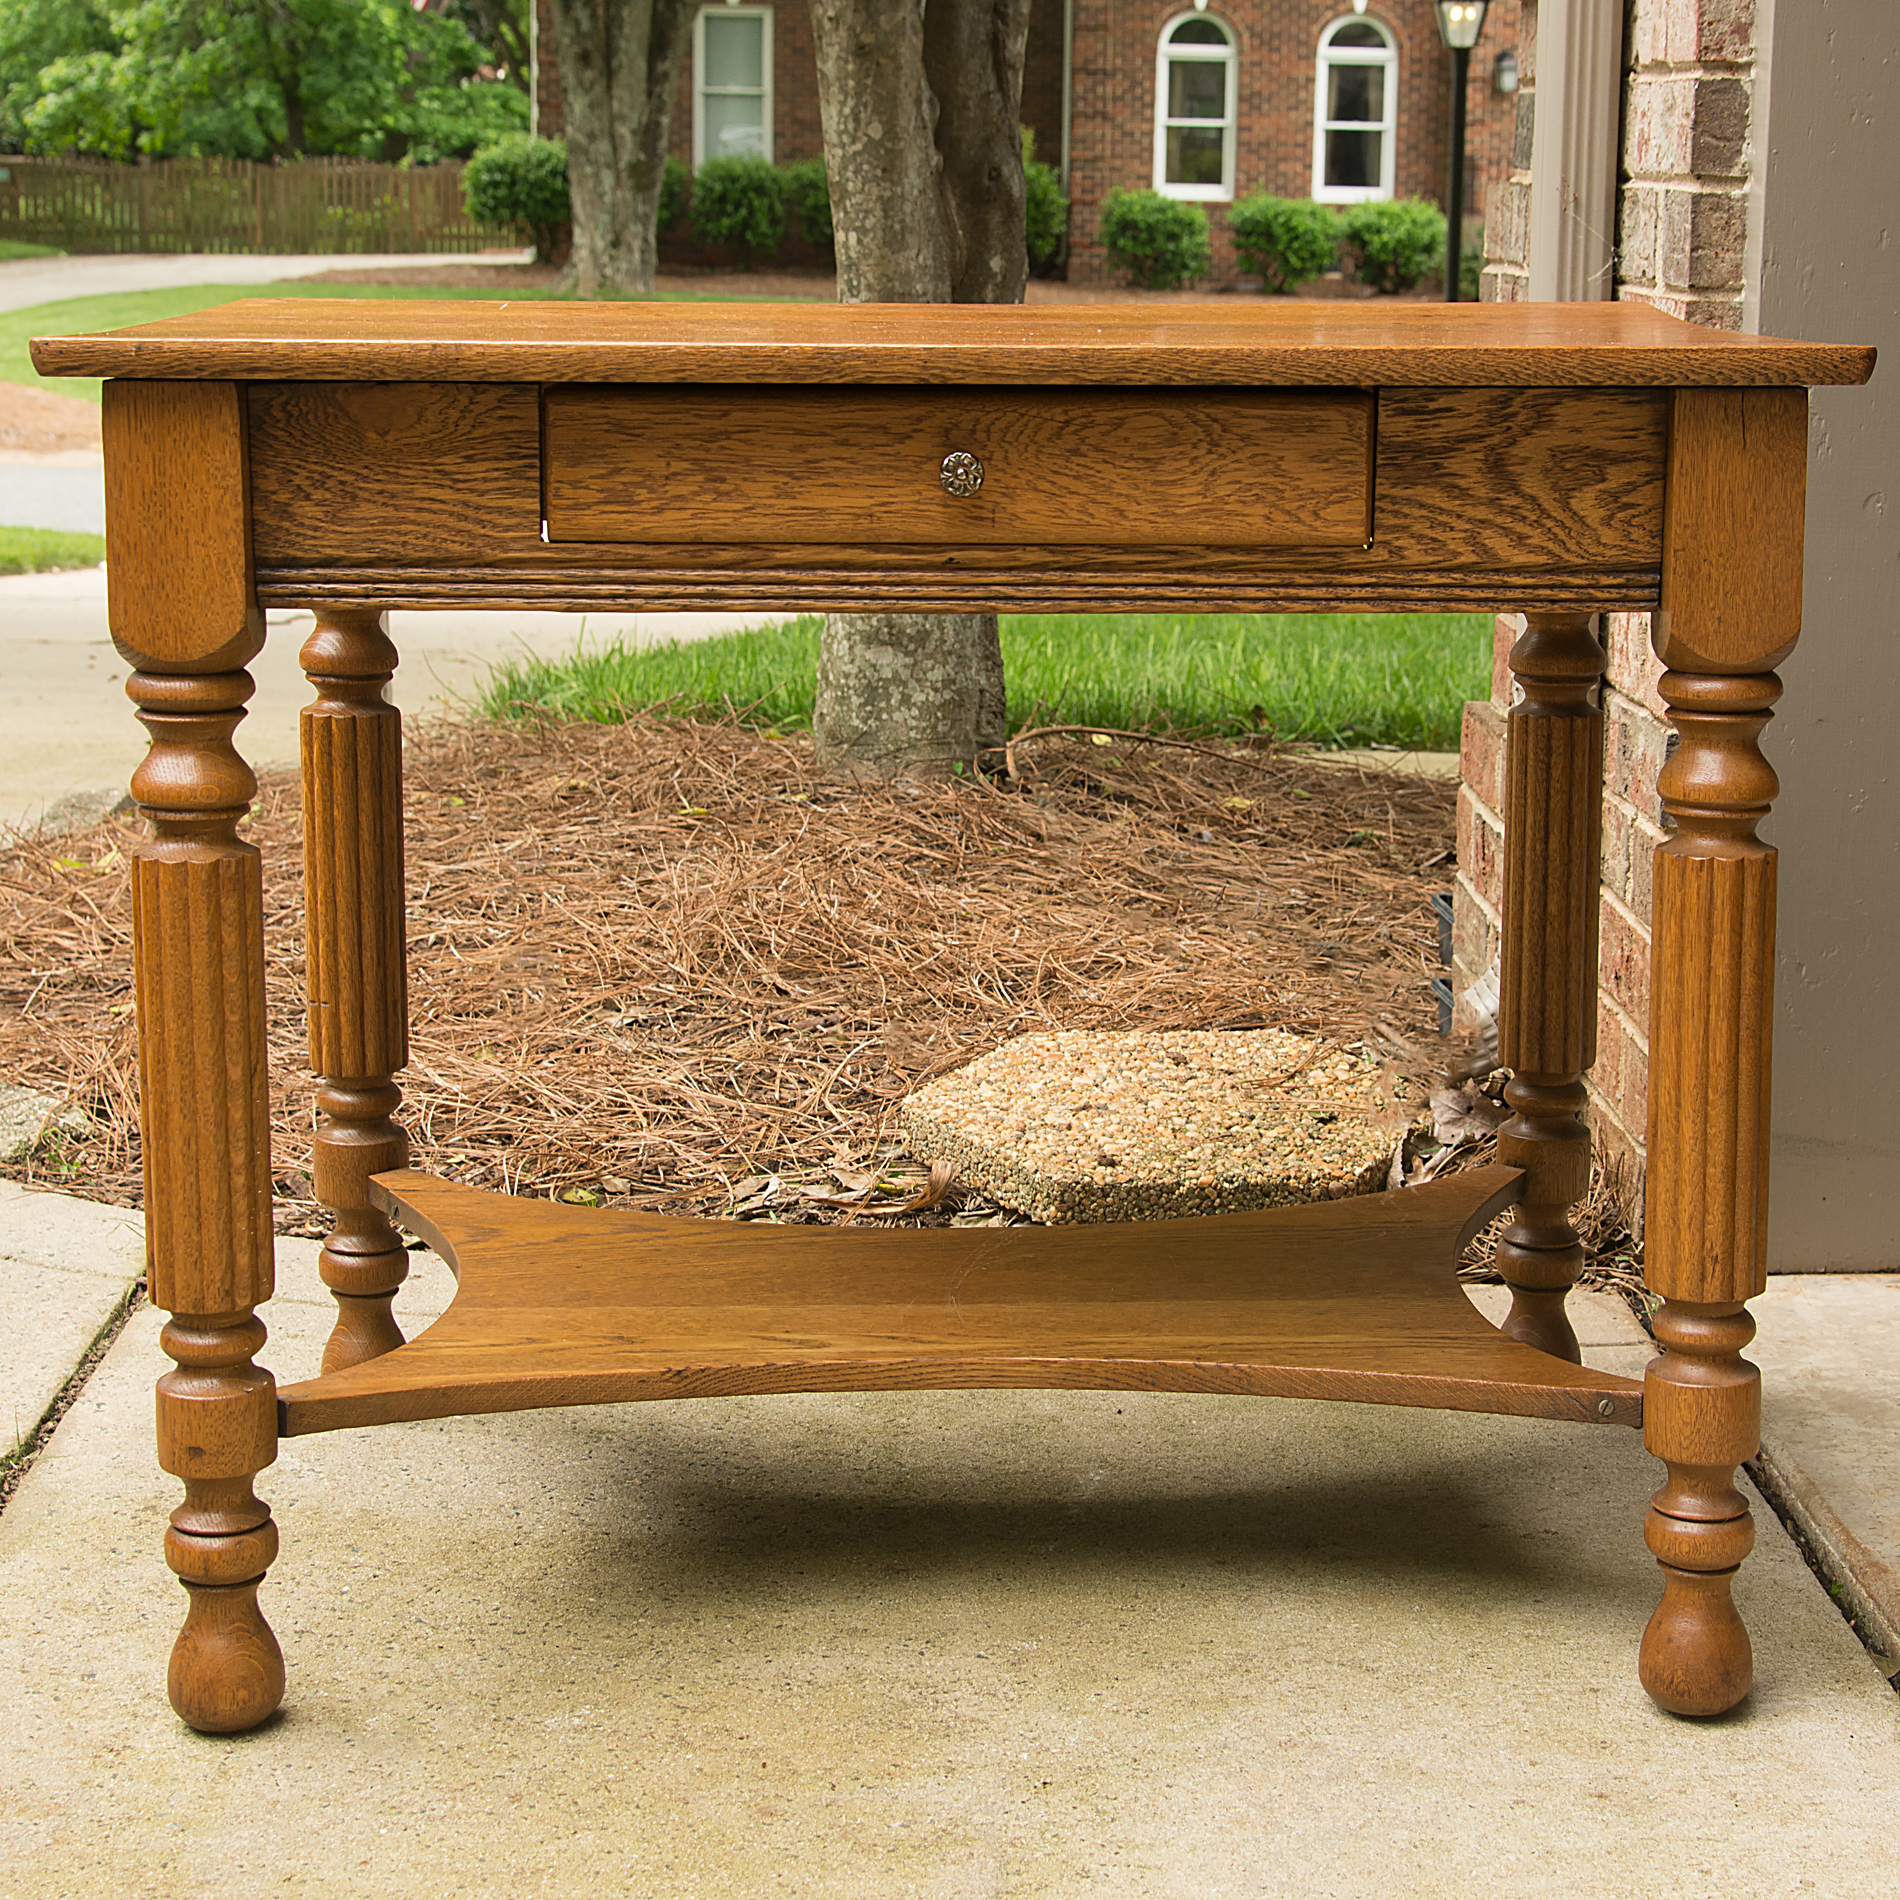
[1313,17,1397,202]
[1153,12,1237,201]
[694,5,774,165]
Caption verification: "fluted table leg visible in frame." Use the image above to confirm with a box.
[131,667,285,1734]
[1494,611,1605,1364]
[301,610,411,1373]
[1638,668,1779,1715]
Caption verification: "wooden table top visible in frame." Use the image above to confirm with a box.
[31,298,1875,389]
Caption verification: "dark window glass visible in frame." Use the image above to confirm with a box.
[1324,128,1381,189]
[1327,63,1384,124]
[1169,19,1230,43]
[1166,125,1227,185]
[1331,23,1387,48]
[1169,60,1227,119]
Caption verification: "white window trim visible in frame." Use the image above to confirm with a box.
[1312,15,1397,204]
[692,4,775,168]
[1152,10,1237,203]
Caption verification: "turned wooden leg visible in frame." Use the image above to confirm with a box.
[1639,667,1779,1715]
[301,610,411,1373]
[130,667,285,1733]
[1493,611,1604,1363]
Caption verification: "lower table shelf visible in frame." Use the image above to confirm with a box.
[274,1163,1644,1437]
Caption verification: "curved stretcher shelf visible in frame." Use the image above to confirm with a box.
[276,1164,1642,1438]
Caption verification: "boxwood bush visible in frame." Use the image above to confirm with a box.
[1229,194,1338,294]
[1021,127,1068,273]
[659,155,691,234]
[1339,197,1447,294]
[691,155,787,264]
[1099,188,1210,290]
[781,157,833,254]
[463,134,570,263]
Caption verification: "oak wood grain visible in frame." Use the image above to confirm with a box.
[1656,388,1810,673]
[103,381,263,675]
[274,1165,1643,1437]
[301,610,412,1373]
[33,298,1875,388]
[125,656,283,1733]
[253,560,1663,617]
[1493,612,1607,1365]
[248,382,541,566]
[543,386,1374,548]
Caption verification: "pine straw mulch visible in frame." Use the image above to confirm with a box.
[0,714,1641,1295]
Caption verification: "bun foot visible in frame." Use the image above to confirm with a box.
[169,1580,286,1734]
[1639,1564,1753,1717]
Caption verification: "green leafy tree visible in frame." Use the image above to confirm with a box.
[0,0,525,161]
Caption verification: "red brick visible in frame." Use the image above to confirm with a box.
[1451,870,1498,986]
[1460,698,1508,818]
[1600,793,1666,926]
[1661,184,1747,292]
[1603,611,1666,714]
[1603,686,1669,820]
[1457,782,1504,914]
[1490,612,1518,706]
[1596,889,1653,1026]
[1587,989,1651,1156]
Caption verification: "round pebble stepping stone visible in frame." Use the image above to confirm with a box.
[899,1027,1402,1225]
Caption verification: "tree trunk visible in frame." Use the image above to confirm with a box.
[808,0,1030,776]
[545,0,692,298]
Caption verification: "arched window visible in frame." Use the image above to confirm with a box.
[1313,17,1397,203]
[1153,12,1237,201]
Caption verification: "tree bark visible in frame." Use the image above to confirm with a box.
[808,0,1030,776]
[545,0,692,298]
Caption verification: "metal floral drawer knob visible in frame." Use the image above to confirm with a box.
[939,450,985,497]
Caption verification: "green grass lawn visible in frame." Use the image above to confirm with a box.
[0,525,106,573]
[4,278,829,402]
[479,610,1491,752]
[0,239,63,260]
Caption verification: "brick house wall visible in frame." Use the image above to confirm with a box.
[535,2,1523,288]
[1461,0,1762,1212]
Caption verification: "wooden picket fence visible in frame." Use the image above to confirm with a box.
[0,154,503,255]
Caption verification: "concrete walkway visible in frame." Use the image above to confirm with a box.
[0,566,798,831]
[3,1191,1897,1896]
[0,248,535,316]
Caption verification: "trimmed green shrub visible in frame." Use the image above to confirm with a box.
[1021,126,1068,273]
[1229,194,1338,294]
[659,155,691,233]
[1339,197,1447,294]
[463,134,570,263]
[781,158,833,253]
[1098,188,1210,291]
[691,154,787,264]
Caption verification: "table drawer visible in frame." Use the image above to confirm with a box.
[542,386,1373,548]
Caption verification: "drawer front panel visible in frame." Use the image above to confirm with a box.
[542,386,1374,548]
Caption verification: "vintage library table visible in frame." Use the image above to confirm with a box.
[33,301,1873,1734]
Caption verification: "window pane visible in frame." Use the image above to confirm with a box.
[1166,124,1226,185]
[1168,60,1227,120]
[1169,18,1229,43]
[1328,63,1384,125]
[702,14,764,90]
[704,93,766,158]
[1330,23,1388,48]
[1324,128,1382,189]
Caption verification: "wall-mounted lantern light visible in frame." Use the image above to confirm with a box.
[1495,47,1519,94]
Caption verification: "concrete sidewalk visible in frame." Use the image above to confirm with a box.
[0,248,536,317]
[2,1184,1897,1896]
[0,566,800,831]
